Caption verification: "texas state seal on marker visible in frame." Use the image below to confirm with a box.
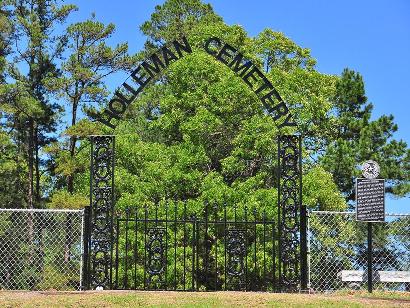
[361,160,380,179]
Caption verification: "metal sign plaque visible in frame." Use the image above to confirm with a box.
[356,178,385,222]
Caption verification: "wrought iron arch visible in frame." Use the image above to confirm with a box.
[85,37,307,292]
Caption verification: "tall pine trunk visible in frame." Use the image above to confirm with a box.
[28,119,34,210]
[35,125,41,205]
[27,119,35,269]
[64,99,78,262]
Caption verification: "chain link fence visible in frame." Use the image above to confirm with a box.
[0,209,84,291]
[2,208,409,292]
[309,211,410,292]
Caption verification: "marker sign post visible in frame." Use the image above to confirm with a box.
[356,160,385,293]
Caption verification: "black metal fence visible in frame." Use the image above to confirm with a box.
[113,201,279,291]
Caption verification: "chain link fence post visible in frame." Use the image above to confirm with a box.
[81,206,91,290]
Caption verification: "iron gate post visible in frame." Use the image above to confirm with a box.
[88,135,115,290]
[278,135,302,291]
[298,135,308,291]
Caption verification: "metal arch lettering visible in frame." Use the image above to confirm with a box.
[95,36,296,130]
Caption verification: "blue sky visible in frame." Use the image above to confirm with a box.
[68,0,409,213]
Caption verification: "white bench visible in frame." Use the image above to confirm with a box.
[338,270,410,283]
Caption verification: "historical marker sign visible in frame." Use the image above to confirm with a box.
[356,160,385,293]
[356,178,385,222]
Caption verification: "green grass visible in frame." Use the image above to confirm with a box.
[0,290,409,307]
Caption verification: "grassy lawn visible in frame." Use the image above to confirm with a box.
[1,290,410,307]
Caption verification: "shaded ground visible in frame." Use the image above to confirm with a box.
[1,290,410,307]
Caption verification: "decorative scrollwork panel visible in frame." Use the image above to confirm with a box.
[146,228,166,289]
[226,229,246,289]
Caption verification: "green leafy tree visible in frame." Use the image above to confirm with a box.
[0,0,76,280]
[0,2,11,83]
[43,17,136,262]
[0,131,26,208]
[107,2,349,289]
[253,29,339,164]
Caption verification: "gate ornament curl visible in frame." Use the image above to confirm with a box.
[146,228,166,288]
[226,229,247,288]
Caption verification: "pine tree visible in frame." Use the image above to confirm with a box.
[0,2,25,209]
[2,0,76,209]
[45,17,136,200]
[321,68,410,203]
[140,0,222,49]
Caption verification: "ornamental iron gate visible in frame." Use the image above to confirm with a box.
[113,202,278,291]
[85,135,305,291]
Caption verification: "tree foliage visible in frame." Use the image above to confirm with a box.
[112,1,347,213]
[321,69,410,203]
[0,2,24,208]
[45,17,136,199]
[0,0,76,208]
[140,0,222,48]
[0,0,407,213]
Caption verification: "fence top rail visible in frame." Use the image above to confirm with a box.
[310,210,410,217]
[116,218,276,224]
[0,208,84,213]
